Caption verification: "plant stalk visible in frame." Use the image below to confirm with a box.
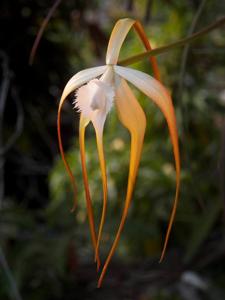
[118,16,225,66]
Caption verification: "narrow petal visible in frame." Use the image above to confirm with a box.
[91,113,108,264]
[89,67,114,261]
[79,114,100,270]
[57,66,106,210]
[98,76,146,287]
[106,18,160,80]
[60,66,107,104]
[106,18,135,65]
[114,65,181,262]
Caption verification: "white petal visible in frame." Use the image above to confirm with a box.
[114,65,170,108]
[106,18,135,65]
[114,65,180,177]
[59,65,107,109]
[57,66,107,209]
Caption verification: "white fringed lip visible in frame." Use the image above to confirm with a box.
[74,79,114,120]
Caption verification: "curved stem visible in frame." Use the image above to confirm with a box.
[118,17,225,66]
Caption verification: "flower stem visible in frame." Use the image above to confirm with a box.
[118,16,225,66]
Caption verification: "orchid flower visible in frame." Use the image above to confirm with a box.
[57,18,180,287]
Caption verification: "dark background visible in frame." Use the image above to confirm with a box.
[0,0,225,299]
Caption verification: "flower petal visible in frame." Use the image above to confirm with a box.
[60,66,107,104]
[91,113,108,264]
[114,65,181,262]
[90,67,114,260]
[57,66,107,210]
[106,18,135,65]
[98,76,146,287]
[79,114,101,270]
[107,18,160,80]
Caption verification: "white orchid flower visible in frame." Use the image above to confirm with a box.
[57,18,180,287]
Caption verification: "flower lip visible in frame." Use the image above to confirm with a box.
[74,79,114,120]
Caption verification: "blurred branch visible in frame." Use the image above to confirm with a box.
[0,50,12,207]
[0,52,24,207]
[0,52,11,114]
[0,247,23,300]
[0,51,23,300]
[0,88,24,156]
[118,16,225,66]
[12,154,51,175]
[219,119,225,218]
[178,0,207,97]
[177,0,207,209]
[29,0,61,65]
[144,0,153,24]
[195,238,225,269]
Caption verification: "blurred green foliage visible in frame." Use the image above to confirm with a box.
[0,0,225,299]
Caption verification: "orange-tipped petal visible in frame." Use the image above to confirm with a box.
[57,66,106,210]
[114,65,181,262]
[79,115,101,270]
[106,18,160,80]
[98,76,146,287]
[74,67,114,260]
[133,21,161,81]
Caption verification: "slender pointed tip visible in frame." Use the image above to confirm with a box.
[97,268,106,288]
[93,243,101,272]
[159,240,167,263]
[159,255,164,264]
[159,243,167,263]
[97,280,102,288]
[158,230,175,264]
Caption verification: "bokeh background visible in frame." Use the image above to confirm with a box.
[0,0,225,299]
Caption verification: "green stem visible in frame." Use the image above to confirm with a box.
[118,16,225,66]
